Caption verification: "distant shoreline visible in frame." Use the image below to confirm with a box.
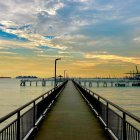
[16,76,38,79]
[0,77,11,78]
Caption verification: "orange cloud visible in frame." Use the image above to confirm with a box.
[84,53,140,64]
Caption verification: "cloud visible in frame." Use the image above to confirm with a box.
[124,17,140,25]
[0,51,16,55]
[0,1,37,24]
[73,60,100,67]
[58,34,116,53]
[133,37,140,42]
[58,51,83,54]
[36,0,64,16]
[0,21,18,27]
[0,0,140,77]
[0,21,67,51]
[0,0,126,39]
[0,39,36,49]
[84,53,140,64]
[0,29,28,41]
[0,55,25,60]
[37,54,73,58]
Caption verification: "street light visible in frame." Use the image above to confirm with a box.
[54,58,61,87]
[64,70,67,81]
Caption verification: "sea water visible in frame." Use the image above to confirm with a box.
[0,78,54,118]
[0,79,139,118]
[0,79,139,129]
[87,84,140,129]
[88,86,140,118]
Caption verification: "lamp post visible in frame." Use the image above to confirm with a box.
[64,70,67,81]
[54,58,61,88]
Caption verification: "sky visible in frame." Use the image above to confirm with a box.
[0,0,140,78]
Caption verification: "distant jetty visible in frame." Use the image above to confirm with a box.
[16,76,38,79]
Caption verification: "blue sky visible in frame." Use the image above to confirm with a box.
[0,0,140,77]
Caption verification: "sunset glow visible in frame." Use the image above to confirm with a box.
[0,0,140,78]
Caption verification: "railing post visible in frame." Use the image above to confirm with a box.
[123,113,127,140]
[98,96,100,116]
[106,102,109,129]
[33,101,36,127]
[17,111,20,140]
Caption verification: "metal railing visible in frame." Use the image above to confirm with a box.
[73,80,140,140]
[0,81,67,140]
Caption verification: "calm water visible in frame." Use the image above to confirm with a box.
[0,79,139,128]
[82,83,140,129]
[88,86,140,118]
[0,79,54,118]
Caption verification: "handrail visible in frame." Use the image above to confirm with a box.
[75,82,140,123]
[0,82,64,123]
[73,80,140,140]
[86,89,140,123]
[0,81,67,140]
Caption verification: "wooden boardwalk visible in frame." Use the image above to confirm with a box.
[34,81,110,140]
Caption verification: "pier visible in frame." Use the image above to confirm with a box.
[0,80,140,140]
[34,80,109,140]
[20,78,140,87]
[75,78,140,87]
[20,78,63,87]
